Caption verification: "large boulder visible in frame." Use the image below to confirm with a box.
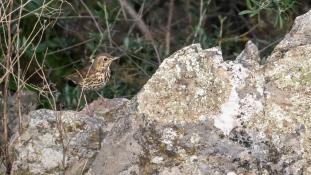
[10,98,128,175]
[88,42,266,174]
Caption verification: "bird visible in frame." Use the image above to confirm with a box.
[66,53,119,91]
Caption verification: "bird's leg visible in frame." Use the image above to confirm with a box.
[83,94,94,117]
[95,90,104,99]
[76,87,85,111]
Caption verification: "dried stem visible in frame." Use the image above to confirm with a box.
[165,0,174,55]
[118,0,161,64]
[79,0,104,58]
[119,0,153,41]
[16,0,23,135]
[2,0,13,170]
[55,112,68,170]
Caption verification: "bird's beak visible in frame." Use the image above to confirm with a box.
[112,57,120,61]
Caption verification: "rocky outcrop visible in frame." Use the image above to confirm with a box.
[10,9,311,175]
[10,110,103,174]
[10,98,129,175]
[88,43,266,175]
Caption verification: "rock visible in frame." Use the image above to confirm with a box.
[10,107,100,174]
[0,90,38,144]
[10,9,311,175]
[87,42,265,174]
[137,45,232,125]
[88,99,143,175]
[268,10,311,63]
[251,8,311,174]
[0,161,6,175]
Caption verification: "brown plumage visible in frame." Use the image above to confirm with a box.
[66,53,119,90]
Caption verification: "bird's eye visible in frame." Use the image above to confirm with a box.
[104,58,108,61]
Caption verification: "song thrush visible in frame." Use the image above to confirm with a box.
[66,53,119,91]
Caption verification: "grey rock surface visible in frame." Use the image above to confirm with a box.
[87,42,265,174]
[10,9,311,175]
[0,90,38,145]
[10,98,128,175]
[88,99,143,175]
[0,162,6,175]
[10,110,103,175]
[268,9,311,64]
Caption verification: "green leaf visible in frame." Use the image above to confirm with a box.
[123,37,130,49]
[246,0,253,9]
[239,10,254,15]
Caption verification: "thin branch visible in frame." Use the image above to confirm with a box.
[16,0,23,135]
[2,0,13,170]
[165,0,174,55]
[47,38,94,55]
[193,0,205,40]
[79,0,104,57]
[118,0,161,64]
[103,3,112,46]
[119,0,153,41]
[39,15,100,20]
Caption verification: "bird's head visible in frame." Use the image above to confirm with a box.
[93,53,119,71]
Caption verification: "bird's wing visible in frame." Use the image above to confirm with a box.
[66,63,95,83]
[78,63,96,76]
[66,69,83,84]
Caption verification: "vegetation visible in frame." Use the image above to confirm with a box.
[1,0,308,109]
[0,0,310,172]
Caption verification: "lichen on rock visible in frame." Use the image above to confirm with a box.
[10,109,105,174]
[137,44,231,124]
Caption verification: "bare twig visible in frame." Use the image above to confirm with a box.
[218,15,227,47]
[0,0,54,23]
[118,0,161,64]
[47,38,94,55]
[55,112,68,170]
[79,0,104,58]
[125,2,145,41]
[2,0,13,170]
[0,19,47,82]
[16,0,24,135]
[119,0,153,41]
[193,0,205,40]
[103,3,112,46]
[186,0,192,25]
[37,49,57,110]
[40,15,100,20]
[165,0,174,55]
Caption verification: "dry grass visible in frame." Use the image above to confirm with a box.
[0,0,71,172]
